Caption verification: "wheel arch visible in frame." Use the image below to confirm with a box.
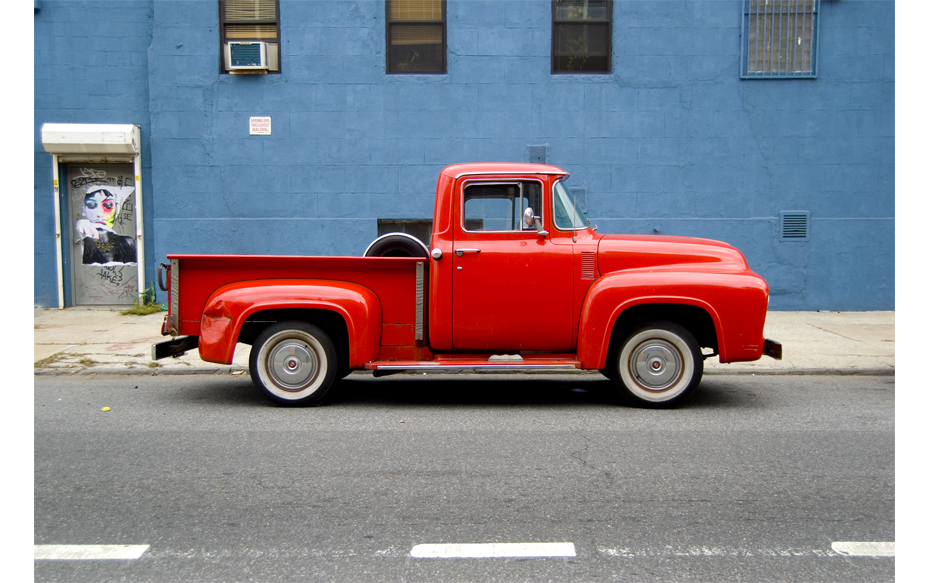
[577,273,725,370]
[604,303,719,368]
[239,308,351,376]
[198,279,382,368]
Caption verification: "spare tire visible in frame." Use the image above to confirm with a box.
[364,233,430,258]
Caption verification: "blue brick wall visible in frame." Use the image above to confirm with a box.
[36,0,894,310]
[33,1,154,307]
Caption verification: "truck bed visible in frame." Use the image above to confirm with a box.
[170,254,425,346]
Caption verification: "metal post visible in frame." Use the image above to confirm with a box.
[52,155,64,309]
[134,152,145,300]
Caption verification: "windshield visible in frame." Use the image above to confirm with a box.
[552,180,590,230]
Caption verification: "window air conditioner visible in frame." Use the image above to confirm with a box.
[225,42,268,71]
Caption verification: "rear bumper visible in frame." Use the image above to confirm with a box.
[152,336,199,360]
[763,338,782,360]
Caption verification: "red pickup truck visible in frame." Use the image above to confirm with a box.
[154,163,780,407]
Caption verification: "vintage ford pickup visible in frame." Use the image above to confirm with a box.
[154,163,781,407]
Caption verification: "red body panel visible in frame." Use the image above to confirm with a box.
[577,269,769,368]
[448,173,573,351]
[199,279,382,366]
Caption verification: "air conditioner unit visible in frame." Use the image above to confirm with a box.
[225,42,268,71]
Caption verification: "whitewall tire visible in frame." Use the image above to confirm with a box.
[250,321,337,406]
[613,321,703,406]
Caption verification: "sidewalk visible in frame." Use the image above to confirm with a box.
[33,308,895,376]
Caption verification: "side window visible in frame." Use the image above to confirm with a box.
[386,0,447,74]
[552,180,591,230]
[220,0,280,73]
[462,182,542,232]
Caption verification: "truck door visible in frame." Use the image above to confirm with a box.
[451,178,574,351]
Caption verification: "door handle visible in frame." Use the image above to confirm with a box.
[455,248,481,257]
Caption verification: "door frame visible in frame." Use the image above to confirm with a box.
[43,124,145,308]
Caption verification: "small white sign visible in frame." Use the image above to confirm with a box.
[250,116,271,135]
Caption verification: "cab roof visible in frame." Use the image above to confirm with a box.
[440,163,568,179]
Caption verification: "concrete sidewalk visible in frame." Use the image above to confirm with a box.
[33,308,895,376]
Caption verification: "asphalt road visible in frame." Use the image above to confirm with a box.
[35,373,894,582]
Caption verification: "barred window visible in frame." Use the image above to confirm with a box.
[220,0,280,73]
[552,0,612,74]
[741,0,819,79]
[387,0,447,74]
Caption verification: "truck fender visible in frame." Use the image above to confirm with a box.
[198,279,382,367]
[576,271,727,370]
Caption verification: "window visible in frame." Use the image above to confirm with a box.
[386,0,446,73]
[220,0,280,73]
[462,182,542,232]
[741,0,819,79]
[552,181,590,230]
[552,0,612,74]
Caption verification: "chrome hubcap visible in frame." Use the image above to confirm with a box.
[631,340,682,391]
[268,339,319,391]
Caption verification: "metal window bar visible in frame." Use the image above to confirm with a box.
[742,0,818,79]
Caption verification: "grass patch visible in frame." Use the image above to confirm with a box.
[119,283,165,316]
[120,303,165,316]
[148,362,160,368]
[34,353,65,368]
[77,357,97,367]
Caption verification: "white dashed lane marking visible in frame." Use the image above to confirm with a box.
[34,541,894,561]
[410,542,576,559]
[34,545,150,560]
[831,542,895,557]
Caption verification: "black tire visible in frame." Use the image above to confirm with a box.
[249,321,337,406]
[364,233,429,258]
[611,321,703,407]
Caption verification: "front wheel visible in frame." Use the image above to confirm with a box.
[612,321,703,407]
[250,321,337,406]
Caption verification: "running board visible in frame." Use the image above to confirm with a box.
[366,359,582,377]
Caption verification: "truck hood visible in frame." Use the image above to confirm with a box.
[596,234,750,275]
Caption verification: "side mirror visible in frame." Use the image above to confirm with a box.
[523,207,548,237]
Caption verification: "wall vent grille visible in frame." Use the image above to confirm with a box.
[780,211,810,241]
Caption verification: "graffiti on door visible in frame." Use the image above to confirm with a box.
[68,165,139,305]
[72,168,137,265]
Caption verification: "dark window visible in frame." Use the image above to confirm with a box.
[386,0,446,74]
[741,0,819,79]
[220,0,280,73]
[552,0,612,74]
[378,219,433,246]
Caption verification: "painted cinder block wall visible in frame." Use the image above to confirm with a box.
[34,0,156,306]
[35,0,894,311]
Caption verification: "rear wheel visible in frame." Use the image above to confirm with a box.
[250,321,337,406]
[612,321,702,407]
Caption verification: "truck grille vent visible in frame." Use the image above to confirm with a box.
[581,252,596,279]
[780,211,810,241]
